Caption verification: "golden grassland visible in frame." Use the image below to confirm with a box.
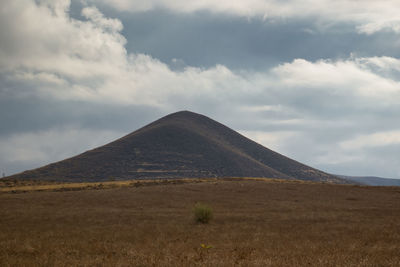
[1,178,400,266]
[0,177,310,193]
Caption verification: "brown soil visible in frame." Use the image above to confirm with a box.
[1,179,399,266]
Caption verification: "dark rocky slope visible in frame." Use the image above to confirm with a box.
[10,111,346,183]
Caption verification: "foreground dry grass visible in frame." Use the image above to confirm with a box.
[1,179,400,266]
[0,178,214,193]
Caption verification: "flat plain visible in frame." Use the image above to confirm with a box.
[1,178,399,266]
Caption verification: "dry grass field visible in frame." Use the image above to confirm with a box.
[1,178,400,266]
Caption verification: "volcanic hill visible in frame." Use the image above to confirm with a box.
[9,111,345,183]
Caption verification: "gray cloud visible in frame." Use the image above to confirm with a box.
[97,9,400,71]
[90,0,400,34]
[0,126,125,176]
[1,0,400,179]
[0,94,163,136]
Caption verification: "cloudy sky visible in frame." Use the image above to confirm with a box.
[1,0,400,179]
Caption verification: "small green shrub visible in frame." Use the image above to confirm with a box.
[193,202,213,223]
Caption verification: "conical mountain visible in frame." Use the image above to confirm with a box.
[10,111,345,183]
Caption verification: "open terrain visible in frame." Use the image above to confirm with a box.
[1,178,399,266]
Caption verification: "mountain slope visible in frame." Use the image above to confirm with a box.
[9,111,345,183]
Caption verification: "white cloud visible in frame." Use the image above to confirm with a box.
[2,0,400,109]
[81,6,123,32]
[1,0,400,178]
[356,56,400,76]
[0,0,251,106]
[90,0,400,34]
[272,58,400,100]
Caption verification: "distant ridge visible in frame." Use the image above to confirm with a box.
[338,175,400,186]
[9,111,347,183]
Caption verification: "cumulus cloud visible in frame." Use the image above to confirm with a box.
[2,0,400,109]
[1,0,400,178]
[90,0,400,34]
[273,58,400,101]
[0,0,249,106]
[81,6,123,32]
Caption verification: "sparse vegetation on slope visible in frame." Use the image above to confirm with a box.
[8,111,346,183]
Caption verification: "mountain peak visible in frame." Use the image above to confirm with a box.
[157,110,208,123]
[9,111,347,184]
[157,110,203,122]
[135,110,221,137]
[169,110,197,116]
